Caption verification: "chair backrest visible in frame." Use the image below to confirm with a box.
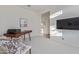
[7,29,21,34]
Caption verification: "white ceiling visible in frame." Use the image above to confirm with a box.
[19,5,70,14]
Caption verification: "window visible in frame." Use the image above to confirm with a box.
[50,10,63,36]
[50,10,63,19]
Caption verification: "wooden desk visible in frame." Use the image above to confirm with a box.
[4,30,32,41]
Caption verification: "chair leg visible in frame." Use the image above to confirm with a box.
[29,49,31,54]
[28,33,31,41]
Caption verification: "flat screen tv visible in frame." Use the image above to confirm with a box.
[57,17,79,30]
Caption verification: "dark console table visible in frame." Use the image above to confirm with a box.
[4,30,32,41]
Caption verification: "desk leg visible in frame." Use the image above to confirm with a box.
[28,33,31,41]
[29,49,31,54]
[24,34,25,40]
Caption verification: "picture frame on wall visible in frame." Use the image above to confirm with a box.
[19,18,28,27]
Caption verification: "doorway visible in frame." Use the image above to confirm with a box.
[41,10,63,39]
[41,11,50,38]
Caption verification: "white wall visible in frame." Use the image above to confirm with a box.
[53,6,79,46]
[0,6,41,37]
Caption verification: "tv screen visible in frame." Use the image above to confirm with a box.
[57,17,79,30]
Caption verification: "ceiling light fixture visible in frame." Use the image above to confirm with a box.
[27,5,31,7]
